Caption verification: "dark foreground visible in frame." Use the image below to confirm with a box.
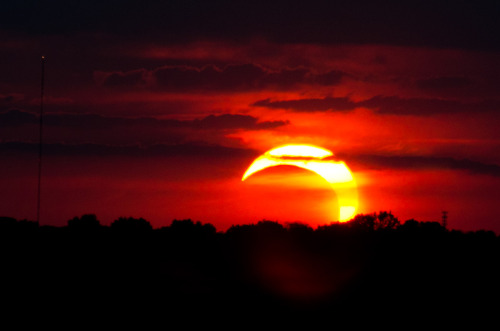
[2,214,499,326]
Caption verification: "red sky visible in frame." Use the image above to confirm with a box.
[1,1,500,232]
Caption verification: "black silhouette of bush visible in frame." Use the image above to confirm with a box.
[1,212,500,321]
[110,217,152,233]
[67,214,101,231]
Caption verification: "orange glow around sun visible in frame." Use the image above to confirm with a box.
[242,144,358,222]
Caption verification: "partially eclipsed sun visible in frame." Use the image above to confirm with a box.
[242,144,358,222]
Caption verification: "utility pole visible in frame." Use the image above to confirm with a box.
[37,56,46,224]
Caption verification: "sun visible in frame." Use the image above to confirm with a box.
[242,144,358,222]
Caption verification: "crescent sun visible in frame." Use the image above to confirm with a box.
[242,144,358,222]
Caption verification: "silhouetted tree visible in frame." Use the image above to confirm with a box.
[67,214,101,231]
[0,217,19,232]
[2,210,500,320]
[401,219,419,229]
[376,211,400,230]
[169,219,216,235]
[419,221,446,234]
[15,219,39,231]
[255,220,285,233]
[111,217,152,233]
[350,211,399,230]
[170,218,195,230]
[286,222,313,234]
[226,223,254,235]
[350,213,376,230]
[226,220,286,240]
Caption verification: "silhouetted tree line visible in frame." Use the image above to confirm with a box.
[1,212,499,323]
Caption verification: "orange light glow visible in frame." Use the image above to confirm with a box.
[267,144,333,158]
[242,144,358,222]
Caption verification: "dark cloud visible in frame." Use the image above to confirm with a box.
[358,96,466,115]
[359,96,500,115]
[252,97,357,112]
[416,76,474,90]
[2,1,499,50]
[192,114,288,130]
[0,141,256,160]
[4,139,499,177]
[0,110,286,131]
[98,64,345,92]
[339,153,500,177]
[153,64,272,91]
[253,95,500,115]
[100,69,149,88]
[0,110,288,146]
[0,94,25,111]
[312,71,345,86]
[0,110,37,127]
[0,94,19,103]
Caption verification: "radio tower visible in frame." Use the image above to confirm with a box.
[37,56,46,224]
[441,211,448,229]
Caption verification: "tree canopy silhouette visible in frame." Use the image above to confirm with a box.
[110,216,152,233]
[1,211,499,322]
[168,218,216,236]
[67,214,101,231]
[350,211,400,230]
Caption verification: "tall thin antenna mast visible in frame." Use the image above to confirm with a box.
[37,56,46,224]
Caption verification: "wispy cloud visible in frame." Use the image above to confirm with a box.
[253,95,500,115]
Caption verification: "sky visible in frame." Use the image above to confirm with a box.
[1,1,500,232]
